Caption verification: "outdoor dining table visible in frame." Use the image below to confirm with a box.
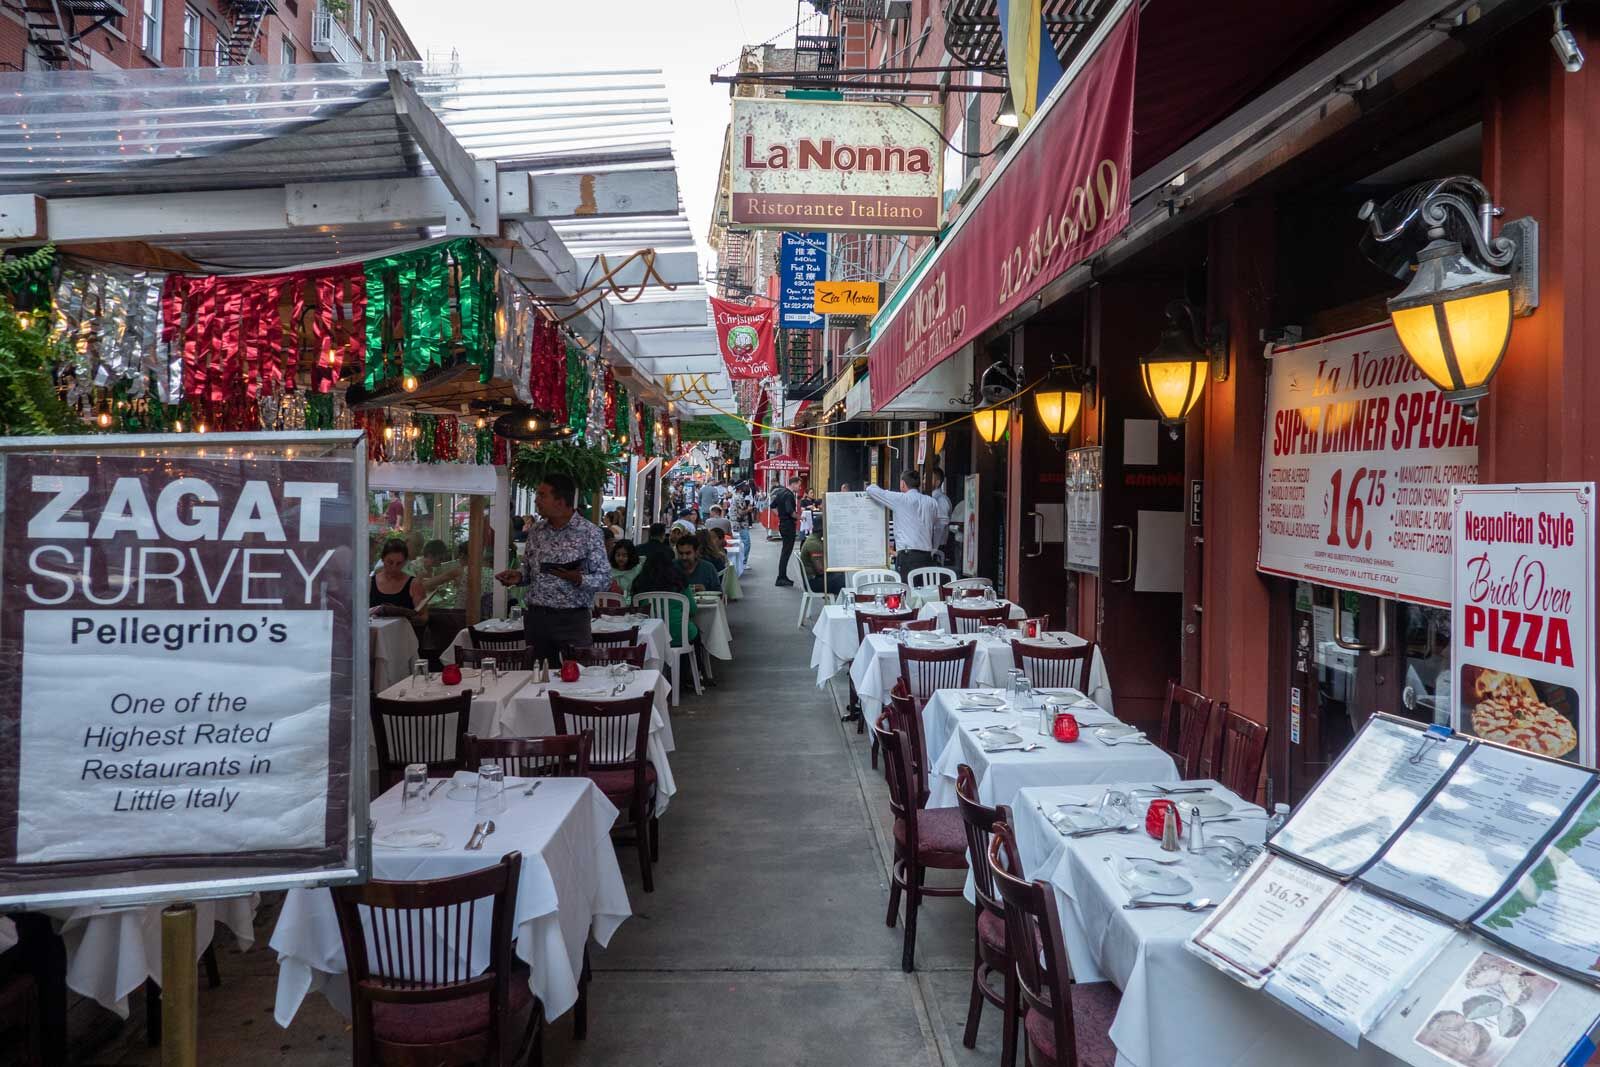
[695,593,733,660]
[924,688,1176,809]
[440,615,669,674]
[369,617,419,691]
[809,604,865,686]
[376,667,535,744]
[721,561,743,601]
[849,631,1115,715]
[915,598,1026,630]
[727,539,746,576]
[1009,782,1392,1067]
[270,776,630,1026]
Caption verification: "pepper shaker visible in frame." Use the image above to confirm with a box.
[1160,806,1180,852]
[1187,804,1205,852]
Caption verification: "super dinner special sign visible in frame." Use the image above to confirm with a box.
[0,449,356,879]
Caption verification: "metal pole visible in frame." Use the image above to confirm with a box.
[160,904,198,1067]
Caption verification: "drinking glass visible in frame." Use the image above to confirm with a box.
[475,762,505,817]
[410,658,430,692]
[481,657,498,690]
[402,763,430,814]
[1095,789,1130,826]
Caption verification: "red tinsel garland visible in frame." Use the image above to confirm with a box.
[529,317,567,424]
[604,365,618,431]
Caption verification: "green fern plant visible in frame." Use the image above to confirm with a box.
[509,441,623,497]
[0,262,79,436]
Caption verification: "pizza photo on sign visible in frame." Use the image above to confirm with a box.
[1459,664,1580,761]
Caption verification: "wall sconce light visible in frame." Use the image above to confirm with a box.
[995,89,1019,129]
[972,404,1011,446]
[1032,355,1096,449]
[1359,176,1537,421]
[1139,301,1226,438]
[931,429,947,454]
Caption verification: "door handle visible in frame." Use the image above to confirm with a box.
[1332,595,1389,656]
[1025,511,1044,558]
[1107,524,1135,584]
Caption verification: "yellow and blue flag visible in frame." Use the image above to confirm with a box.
[998,0,1066,130]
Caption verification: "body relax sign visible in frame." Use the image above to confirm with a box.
[0,441,360,886]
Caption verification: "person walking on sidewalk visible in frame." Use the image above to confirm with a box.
[772,476,800,585]
[865,470,939,580]
[495,473,612,664]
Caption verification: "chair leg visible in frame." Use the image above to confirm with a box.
[901,866,921,973]
[649,814,661,862]
[1001,967,1020,1067]
[962,935,985,1049]
[688,648,703,695]
[202,944,221,989]
[636,807,653,893]
[668,656,680,706]
[144,978,161,1046]
[885,860,902,929]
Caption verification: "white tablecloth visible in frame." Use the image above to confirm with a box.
[696,596,732,660]
[441,617,669,674]
[850,631,1115,714]
[271,777,630,1026]
[1008,783,1388,1067]
[727,541,746,576]
[51,896,257,1016]
[501,670,677,815]
[925,689,1177,809]
[916,599,1026,630]
[809,605,863,687]
[377,669,535,752]
[370,617,420,691]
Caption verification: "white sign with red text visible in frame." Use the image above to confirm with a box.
[1258,322,1479,606]
[1451,484,1594,766]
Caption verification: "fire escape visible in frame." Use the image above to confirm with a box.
[17,0,127,69]
[218,0,273,65]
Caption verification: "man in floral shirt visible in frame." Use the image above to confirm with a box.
[495,473,612,663]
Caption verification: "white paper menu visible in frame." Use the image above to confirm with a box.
[1476,791,1600,981]
[1361,744,1593,923]
[1272,719,1468,876]
[1186,853,1343,988]
[1263,889,1454,1047]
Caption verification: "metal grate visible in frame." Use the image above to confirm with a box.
[794,34,841,77]
[942,0,1108,72]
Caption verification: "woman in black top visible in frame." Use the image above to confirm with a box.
[370,538,428,622]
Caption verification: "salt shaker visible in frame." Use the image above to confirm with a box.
[1187,804,1205,852]
[1160,806,1180,852]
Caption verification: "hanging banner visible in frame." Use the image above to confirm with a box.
[962,473,981,576]
[1451,483,1595,766]
[866,11,1138,409]
[1257,322,1480,607]
[729,98,943,235]
[779,232,827,329]
[710,296,779,380]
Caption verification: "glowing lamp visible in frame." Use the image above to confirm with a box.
[1387,241,1513,420]
[1139,302,1218,437]
[972,405,1010,446]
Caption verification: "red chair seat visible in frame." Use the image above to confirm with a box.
[371,964,535,1046]
[977,908,1007,953]
[1022,982,1122,1067]
[893,806,968,867]
[588,763,657,805]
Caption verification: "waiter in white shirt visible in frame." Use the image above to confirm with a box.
[927,465,953,562]
[864,470,939,580]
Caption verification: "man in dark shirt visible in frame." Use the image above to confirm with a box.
[675,539,721,592]
[637,522,673,568]
[771,476,800,586]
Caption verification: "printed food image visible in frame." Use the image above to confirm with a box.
[1414,952,1558,1067]
[1462,666,1579,760]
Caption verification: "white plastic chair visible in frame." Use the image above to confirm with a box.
[848,568,901,590]
[907,566,957,604]
[632,590,701,705]
[794,545,830,628]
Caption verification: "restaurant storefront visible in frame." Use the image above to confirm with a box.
[865,0,1599,792]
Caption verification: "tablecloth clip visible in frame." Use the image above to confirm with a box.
[1408,724,1453,765]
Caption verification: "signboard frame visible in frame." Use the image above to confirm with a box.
[821,491,891,573]
[778,232,826,329]
[1065,446,1102,575]
[0,431,371,911]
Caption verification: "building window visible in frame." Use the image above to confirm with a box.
[281,36,296,65]
[378,28,386,62]
[350,0,362,34]
[213,34,224,65]
[140,0,161,55]
[365,12,374,52]
[181,6,200,66]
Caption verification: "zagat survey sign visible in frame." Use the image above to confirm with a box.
[0,450,356,876]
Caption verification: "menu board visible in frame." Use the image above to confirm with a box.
[1477,791,1600,981]
[1272,717,1468,876]
[823,492,890,572]
[1257,322,1479,607]
[1064,446,1101,574]
[1362,743,1592,922]
[1188,852,1343,986]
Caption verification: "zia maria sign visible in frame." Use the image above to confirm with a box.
[1451,484,1595,766]
[728,98,944,234]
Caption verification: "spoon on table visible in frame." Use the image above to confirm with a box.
[1123,898,1215,912]
[469,820,497,851]
[522,779,543,797]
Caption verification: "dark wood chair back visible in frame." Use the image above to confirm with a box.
[591,626,640,648]
[370,691,472,790]
[549,691,653,772]
[467,625,526,652]
[873,720,920,857]
[332,851,528,1066]
[864,610,918,635]
[1010,640,1094,691]
[948,604,1010,634]
[463,733,591,779]
[569,644,647,669]
[990,821,1085,1067]
[901,616,937,632]
[896,642,976,704]
[457,646,533,672]
[1212,705,1269,799]
[886,681,930,807]
[956,765,1010,923]
[1160,680,1217,779]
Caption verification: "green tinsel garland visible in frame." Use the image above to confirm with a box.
[364,239,498,390]
[304,392,336,430]
[565,340,589,433]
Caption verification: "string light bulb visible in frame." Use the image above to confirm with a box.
[15,310,31,330]
[173,419,184,433]
[383,425,395,441]
[196,422,209,434]
[475,416,487,430]
[95,408,113,429]
[401,373,419,393]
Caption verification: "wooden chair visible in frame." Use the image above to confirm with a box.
[948,603,1010,634]
[570,644,647,669]
[988,822,1121,1067]
[885,680,931,806]
[1010,640,1095,691]
[463,733,591,779]
[939,578,995,601]
[370,692,472,792]
[901,616,938,632]
[457,647,533,672]
[550,692,659,892]
[590,625,640,650]
[863,609,918,635]
[874,720,968,972]
[1159,681,1217,780]
[956,765,1019,1067]
[896,642,976,706]
[467,625,527,652]
[1212,705,1269,800]
[332,851,541,1067]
